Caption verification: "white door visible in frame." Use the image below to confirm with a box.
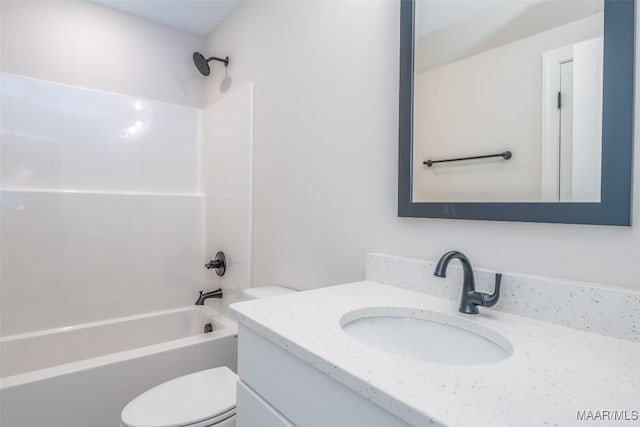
[559,60,574,202]
[571,37,603,202]
[541,37,603,202]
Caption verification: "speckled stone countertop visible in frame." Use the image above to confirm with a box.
[231,281,640,427]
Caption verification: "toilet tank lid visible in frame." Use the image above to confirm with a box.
[242,286,296,300]
[121,367,237,427]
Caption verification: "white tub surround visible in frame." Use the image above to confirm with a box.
[201,83,255,314]
[0,74,199,193]
[0,307,238,427]
[0,74,206,335]
[367,253,640,342]
[231,282,640,427]
[0,190,204,335]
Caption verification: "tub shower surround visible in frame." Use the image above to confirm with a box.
[0,73,219,427]
[367,253,640,342]
[0,73,255,427]
[0,73,204,335]
[0,74,199,193]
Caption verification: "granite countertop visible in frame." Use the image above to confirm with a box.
[231,281,640,427]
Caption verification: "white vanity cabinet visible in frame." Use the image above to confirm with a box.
[232,280,640,427]
[235,325,411,427]
[236,380,295,427]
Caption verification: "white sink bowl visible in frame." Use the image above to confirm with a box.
[340,307,512,365]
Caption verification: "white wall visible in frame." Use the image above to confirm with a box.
[412,14,602,202]
[0,0,205,108]
[205,0,640,291]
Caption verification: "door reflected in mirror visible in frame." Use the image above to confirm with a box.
[412,0,604,202]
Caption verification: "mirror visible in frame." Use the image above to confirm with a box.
[398,0,634,224]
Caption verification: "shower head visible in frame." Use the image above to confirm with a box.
[193,52,229,76]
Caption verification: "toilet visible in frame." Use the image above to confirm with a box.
[120,286,296,427]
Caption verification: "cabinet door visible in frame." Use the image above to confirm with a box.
[238,325,412,427]
[237,380,295,427]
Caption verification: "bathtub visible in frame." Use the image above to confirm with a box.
[0,306,238,427]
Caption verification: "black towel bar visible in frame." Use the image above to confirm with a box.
[424,151,512,167]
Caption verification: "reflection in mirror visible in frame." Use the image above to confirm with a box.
[412,0,604,202]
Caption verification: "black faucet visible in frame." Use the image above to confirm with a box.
[195,288,223,305]
[433,251,501,315]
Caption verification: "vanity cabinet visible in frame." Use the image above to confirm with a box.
[236,381,294,427]
[235,325,412,427]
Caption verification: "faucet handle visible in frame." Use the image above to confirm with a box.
[204,251,226,276]
[205,260,221,269]
[481,273,501,307]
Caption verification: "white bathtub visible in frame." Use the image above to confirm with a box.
[0,306,238,427]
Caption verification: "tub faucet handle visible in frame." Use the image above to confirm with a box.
[204,251,226,276]
[205,260,222,269]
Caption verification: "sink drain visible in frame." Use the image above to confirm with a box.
[204,323,213,334]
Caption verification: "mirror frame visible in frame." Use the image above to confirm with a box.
[398,0,635,225]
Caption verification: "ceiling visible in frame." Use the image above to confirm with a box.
[415,0,604,73]
[415,0,497,38]
[91,0,241,36]
[414,0,602,38]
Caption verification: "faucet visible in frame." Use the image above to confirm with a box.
[195,288,223,305]
[433,251,501,315]
[196,252,227,305]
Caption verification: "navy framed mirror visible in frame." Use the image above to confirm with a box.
[398,0,635,225]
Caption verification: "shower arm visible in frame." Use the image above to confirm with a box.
[207,56,229,67]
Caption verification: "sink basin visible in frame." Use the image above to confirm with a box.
[340,307,512,365]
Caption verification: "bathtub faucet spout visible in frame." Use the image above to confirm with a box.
[195,288,223,305]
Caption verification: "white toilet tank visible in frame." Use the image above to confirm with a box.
[242,286,295,301]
